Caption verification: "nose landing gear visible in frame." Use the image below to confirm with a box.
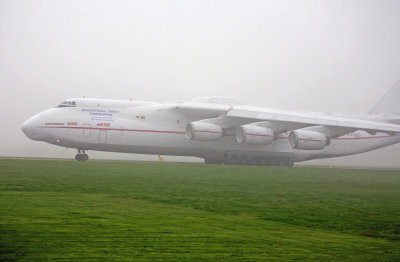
[75,149,89,161]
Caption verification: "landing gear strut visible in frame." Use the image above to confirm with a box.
[75,149,89,161]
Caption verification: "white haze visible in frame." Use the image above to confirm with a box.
[1,0,400,167]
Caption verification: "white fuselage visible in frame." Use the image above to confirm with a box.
[22,98,400,163]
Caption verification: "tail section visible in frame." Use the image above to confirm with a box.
[369,80,400,116]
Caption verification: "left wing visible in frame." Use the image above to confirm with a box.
[226,106,400,135]
[177,101,400,150]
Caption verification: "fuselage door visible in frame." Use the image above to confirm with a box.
[99,130,107,144]
[83,124,91,137]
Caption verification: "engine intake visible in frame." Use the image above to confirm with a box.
[186,122,222,141]
[236,125,276,145]
[288,130,328,150]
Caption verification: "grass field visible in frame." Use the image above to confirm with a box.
[0,159,399,261]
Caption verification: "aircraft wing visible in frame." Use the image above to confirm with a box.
[226,106,400,134]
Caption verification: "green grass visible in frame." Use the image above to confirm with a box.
[0,159,399,261]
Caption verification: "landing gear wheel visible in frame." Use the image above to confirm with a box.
[276,158,285,166]
[229,156,239,166]
[264,158,273,166]
[284,159,294,167]
[82,153,89,161]
[271,158,281,166]
[259,158,268,166]
[205,158,223,165]
[75,153,89,161]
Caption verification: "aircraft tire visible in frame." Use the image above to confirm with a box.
[272,158,281,166]
[285,159,294,167]
[242,158,248,165]
[252,157,261,166]
[264,158,273,166]
[224,157,233,165]
[276,158,285,166]
[75,153,89,161]
[260,158,269,166]
[228,156,239,165]
[205,158,218,165]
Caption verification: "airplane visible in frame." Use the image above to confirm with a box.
[22,81,400,166]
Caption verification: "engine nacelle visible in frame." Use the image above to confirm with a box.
[186,122,222,141]
[288,130,328,150]
[236,125,275,145]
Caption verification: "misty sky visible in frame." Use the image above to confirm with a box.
[1,0,400,167]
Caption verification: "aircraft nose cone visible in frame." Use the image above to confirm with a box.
[22,117,38,140]
[22,119,32,138]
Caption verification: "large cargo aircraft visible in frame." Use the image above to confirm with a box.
[22,82,400,166]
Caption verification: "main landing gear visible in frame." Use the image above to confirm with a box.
[75,149,89,161]
[205,155,294,167]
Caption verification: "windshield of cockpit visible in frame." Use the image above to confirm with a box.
[55,101,76,108]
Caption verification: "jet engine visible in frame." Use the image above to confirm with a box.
[288,130,329,150]
[186,122,222,141]
[236,125,276,145]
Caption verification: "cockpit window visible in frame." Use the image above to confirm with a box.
[56,101,77,108]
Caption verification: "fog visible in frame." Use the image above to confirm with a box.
[1,0,400,167]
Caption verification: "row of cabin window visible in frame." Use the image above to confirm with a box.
[56,101,76,107]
